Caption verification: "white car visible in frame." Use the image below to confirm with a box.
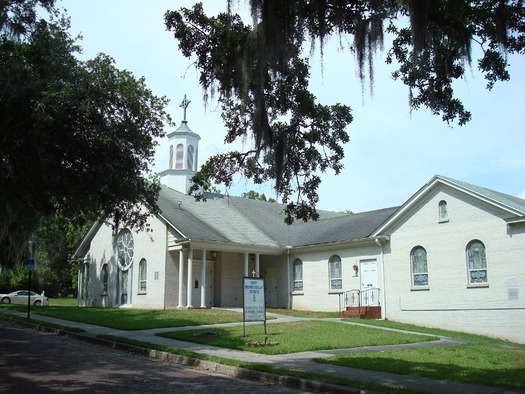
[0,290,49,306]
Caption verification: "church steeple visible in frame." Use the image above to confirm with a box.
[160,95,201,193]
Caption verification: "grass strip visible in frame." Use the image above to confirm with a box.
[341,318,525,347]
[99,334,421,394]
[314,343,525,389]
[1,305,245,330]
[158,320,438,355]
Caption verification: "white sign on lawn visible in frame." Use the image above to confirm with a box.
[243,277,265,322]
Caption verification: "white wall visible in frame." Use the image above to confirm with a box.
[290,245,382,312]
[384,185,525,343]
[85,213,168,309]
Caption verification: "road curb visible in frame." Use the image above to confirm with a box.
[0,315,374,394]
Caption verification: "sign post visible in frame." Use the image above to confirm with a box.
[26,259,35,319]
[242,276,266,336]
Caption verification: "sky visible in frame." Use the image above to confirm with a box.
[57,0,525,213]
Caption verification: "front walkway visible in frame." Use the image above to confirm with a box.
[1,308,523,394]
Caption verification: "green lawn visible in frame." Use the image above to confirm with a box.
[1,304,244,330]
[49,298,77,307]
[314,343,525,389]
[342,318,525,346]
[157,320,438,355]
[2,303,524,390]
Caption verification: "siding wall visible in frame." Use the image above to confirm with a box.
[290,246,382,312]
[84,214,167,309]
[383,185,525,343]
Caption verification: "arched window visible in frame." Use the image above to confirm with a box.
[438,200,448,221]
[292,259,303,291]
[101,264,109,295]
[410,246,428,287]
[169,144,174,169]
[139,259,147,293]
[175,143,184,169]
[467,240,487,284]
[187,145,194,171]
[329,255,342,291]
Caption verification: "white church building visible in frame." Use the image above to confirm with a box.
[72,99,525,344]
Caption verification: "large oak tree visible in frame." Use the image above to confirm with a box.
[1,1,171,267]
[166,0,525,223]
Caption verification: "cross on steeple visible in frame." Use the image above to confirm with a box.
[180,94,191,122]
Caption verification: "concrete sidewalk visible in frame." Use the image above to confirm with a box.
[1,308,523,394]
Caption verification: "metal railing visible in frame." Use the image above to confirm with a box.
[339,287,380,311]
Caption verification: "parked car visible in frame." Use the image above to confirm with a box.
[0,290,49,306]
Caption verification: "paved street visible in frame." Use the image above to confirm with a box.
[0,320,304,393]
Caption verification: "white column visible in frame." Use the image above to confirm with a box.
[244,252,249,277]
[200,249,206,307]
[186,248,193,307]
[255,253,260,277]
[178,250,185,307]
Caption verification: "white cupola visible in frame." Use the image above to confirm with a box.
[159,95,201,193]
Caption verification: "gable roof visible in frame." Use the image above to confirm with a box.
[372,174,525,236]
[158,186,397,249]
[73,175,524,257]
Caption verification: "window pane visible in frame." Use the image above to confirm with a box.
[102,265,108,293]
[468,241,486,269]
[411,247,428,286]
[329,256,342,290]
[176,144,184,169]
[139,260,147,292]
[187,145,194,170]
[293,259,303,281]
[439,200,448,220]
[467,241,487,283]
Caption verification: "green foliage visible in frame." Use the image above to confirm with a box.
[32,210,94,296]
[0,2,171,267]
[241,190,276,202]
[166,1,524,223]
[0,260,59,294]
[0,262,27,291]
[166,4,352,223]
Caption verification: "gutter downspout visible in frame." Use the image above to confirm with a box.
[375,237,388,319]
[286,247,292,309]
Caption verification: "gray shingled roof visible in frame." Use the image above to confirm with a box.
[158,185,398,248]
[289,207,399,247]
[439,176,525,214]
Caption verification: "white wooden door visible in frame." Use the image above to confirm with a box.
[360,259,378,306]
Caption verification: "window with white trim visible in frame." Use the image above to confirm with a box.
[438,200,448,221]
[466,240,487,284]
[292,259,303,291]
[139,259,147,293]
[329,255,342,291]
[410,246,428,287]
